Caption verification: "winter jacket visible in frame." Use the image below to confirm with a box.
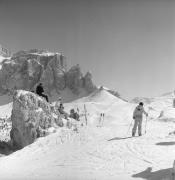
[133,105,147,119]
[36,84,44,95]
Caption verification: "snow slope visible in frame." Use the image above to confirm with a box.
[0,89,174,179]
[145,92,175,121]
[64,89,132,126]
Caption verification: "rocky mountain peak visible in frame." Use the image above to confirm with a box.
[0,49,97,102]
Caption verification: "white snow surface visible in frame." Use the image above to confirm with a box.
[30,52,61,57]
[0,95,12,118]
[0,89,175,179]
[0,55,10,70]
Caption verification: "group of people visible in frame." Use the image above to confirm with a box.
[35,83,80,121]
[55,98,80,121]
[35,83,149,136]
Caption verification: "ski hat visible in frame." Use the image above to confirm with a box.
[139,102,144,106]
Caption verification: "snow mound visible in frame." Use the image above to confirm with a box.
[74,89,123,104]
[64,89,132,127]
[157,107,175,122]
[145,92,175,119]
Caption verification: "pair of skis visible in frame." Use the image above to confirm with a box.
[97,113,105,127]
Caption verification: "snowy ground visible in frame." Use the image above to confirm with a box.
[0,90,175,180]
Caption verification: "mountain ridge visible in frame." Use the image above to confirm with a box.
[0,49,97,102]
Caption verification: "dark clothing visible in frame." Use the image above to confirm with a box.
[36,84,44,95]
[36,84,49,102]
[40,93,49,102]
[69,110,80,121]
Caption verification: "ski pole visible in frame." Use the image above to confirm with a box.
[144,115,148,134]
[84,104,87,126]
[144,108,150,134]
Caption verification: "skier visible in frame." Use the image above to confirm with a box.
[36,83,49,102]
[132,102,148,137]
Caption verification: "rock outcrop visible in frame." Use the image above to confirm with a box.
[83,71,96,93]
[10,90,62,149]
[66,64,83,94]
[0,50,66,93]
[0,49,96,101]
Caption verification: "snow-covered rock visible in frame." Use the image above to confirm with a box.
[10,90,62,149]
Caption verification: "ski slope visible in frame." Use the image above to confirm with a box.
[0,89,174,179]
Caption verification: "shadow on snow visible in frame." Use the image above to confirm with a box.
[156,141,175,146]
[107,136,140,141]
[132,167,172,180]
[0,140,14,156]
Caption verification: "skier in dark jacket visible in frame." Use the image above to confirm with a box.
[36,83,49,102]
[132,102,148,136]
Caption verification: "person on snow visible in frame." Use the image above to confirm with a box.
[36,83,49,102]
[132,102,148,137]
[69,109,80,121]
[55,99,68,119]
[58,97,63,109]
[57,97,65,114]
[58,103,65,114]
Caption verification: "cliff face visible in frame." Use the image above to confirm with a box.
[0,50,96,101]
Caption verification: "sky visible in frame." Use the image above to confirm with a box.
[0,0,175,99]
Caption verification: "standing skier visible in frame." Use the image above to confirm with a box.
[132,102,148,137]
